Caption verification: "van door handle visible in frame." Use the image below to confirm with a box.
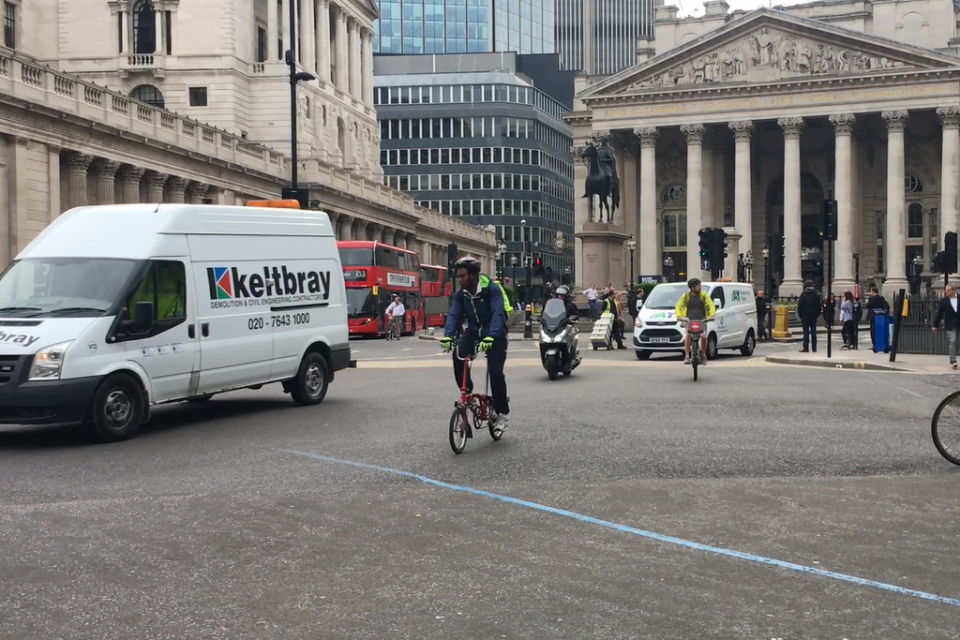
[188,324,196,339]
[201,323,209,337]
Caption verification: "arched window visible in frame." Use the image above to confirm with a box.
[905,174,923,192]
[661,184,685,205]
[130,84,164,108]
[908,202,923,238]
[133,0,157,54]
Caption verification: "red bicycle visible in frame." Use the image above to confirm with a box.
[449,343,505,454]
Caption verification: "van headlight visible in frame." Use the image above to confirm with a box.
[634,317,642,328]
[29,340,73,381]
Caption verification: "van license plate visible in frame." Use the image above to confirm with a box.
[650,337,670,343]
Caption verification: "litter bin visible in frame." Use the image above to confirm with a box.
[872,312,893,353]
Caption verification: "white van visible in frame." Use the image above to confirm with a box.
[633,280,758,361]
[0,201,354,442]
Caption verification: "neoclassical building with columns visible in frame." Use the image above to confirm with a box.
[0,0,495,268]
[568,0,960,295]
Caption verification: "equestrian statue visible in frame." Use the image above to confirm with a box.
[580,137,620,224]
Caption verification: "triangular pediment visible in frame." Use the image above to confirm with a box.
[582,8,960,99]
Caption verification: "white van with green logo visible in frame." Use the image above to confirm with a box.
[0,202,354,442]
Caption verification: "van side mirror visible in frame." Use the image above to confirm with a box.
[134,301,154,331]
[713,298,723,310]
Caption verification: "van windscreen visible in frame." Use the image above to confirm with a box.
[0,257,140,317]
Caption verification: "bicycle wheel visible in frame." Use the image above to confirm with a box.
[931,389,960,466]
[449,408,468,454]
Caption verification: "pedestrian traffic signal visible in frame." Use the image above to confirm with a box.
[945,231,958,274]
[698,228,712,258]
[821,197,838,241]
[447,242,458,275]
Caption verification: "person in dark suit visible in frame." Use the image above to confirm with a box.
[932,284,960,369]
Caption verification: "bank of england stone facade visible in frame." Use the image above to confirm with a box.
[568,0,960,296]
[0,0,495,268]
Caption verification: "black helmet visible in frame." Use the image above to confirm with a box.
[556,285,570,298]
[687,278,701,288]
[454,256,481,275]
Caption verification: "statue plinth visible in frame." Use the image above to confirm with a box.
[576,222,631,289]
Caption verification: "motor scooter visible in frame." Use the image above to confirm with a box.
[539,298,581,380]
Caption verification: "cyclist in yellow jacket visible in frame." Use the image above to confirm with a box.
[675,278,715,365]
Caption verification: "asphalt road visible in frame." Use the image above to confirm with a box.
[1,334,959,639]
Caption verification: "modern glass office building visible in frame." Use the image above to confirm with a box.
[373,0,555,55]
[374,53,575,279]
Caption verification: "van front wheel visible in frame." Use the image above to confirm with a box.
[289,352,330,406]
[85,373,145,443]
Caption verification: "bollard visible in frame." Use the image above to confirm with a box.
[523,304,533,339]
[772,305,792,339]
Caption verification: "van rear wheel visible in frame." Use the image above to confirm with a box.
[85,373,144,443]
[289,352,330,406]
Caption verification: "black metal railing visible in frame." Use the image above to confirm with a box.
[897,295,949,355]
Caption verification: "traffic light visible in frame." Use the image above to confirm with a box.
[946,231,958,274]
[281,187,310,210]
[821,197,838,241]
[543,265,553,280]
[934,250,946,274]
[711,227,727,276]
[447,242,458,275]
[533,256,543,276]
[698,228,712,258]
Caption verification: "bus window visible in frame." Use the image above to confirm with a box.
[376,246,401,269]
[339,248,374,267]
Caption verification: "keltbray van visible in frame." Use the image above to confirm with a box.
[0,200,355,442]
[633,280,758,361]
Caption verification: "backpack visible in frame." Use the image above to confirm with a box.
[492,278,512,320]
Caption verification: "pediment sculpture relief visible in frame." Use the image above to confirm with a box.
[628,26,909,90]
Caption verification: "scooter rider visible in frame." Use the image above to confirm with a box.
[554,285,580,320]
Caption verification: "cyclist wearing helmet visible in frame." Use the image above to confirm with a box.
[440,256,510,430]
[675,278,716,365]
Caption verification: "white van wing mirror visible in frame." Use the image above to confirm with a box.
[713,298,723,310]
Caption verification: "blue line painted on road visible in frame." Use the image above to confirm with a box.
[281,449,960,609]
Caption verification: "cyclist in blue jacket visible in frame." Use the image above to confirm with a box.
[440,256,510,431]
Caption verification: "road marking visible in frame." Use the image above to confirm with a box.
[355,358,772,369]
[283,449,960,609]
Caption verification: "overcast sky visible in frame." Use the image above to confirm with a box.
[674,0,808,18]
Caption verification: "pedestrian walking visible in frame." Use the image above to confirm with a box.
[865,286,889,345]
[840,290,856,349]
[755,289,768,341]
[932,284,960,369]
[797,279,821,353]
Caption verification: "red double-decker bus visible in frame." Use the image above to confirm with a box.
[338,240,424,337]
[420,264,453,328]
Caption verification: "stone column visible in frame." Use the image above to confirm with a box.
[382,226,393,244]
[729,121,753,269]
[155,6,164,54]
[938,106,960,240]
[144,170,168,203]
[62,151,93,210]
[186,181,209,204]
[317,0,330,82]
[281,0,290,54]
[117,165,145,203]
[300,0,314,71]
[267,0,279,60]
[634,127,658,277]
[339,215,353,240]
[778,117,804,293]
[829,113,856,289]
[167,176,189,203]
[348,19,361,101]
[90,158,121,205]
[336,9,349,91]
[47,145,61,220]
[367,222,383,242]
[394,230,407,249]
[354,219,368,242]
[681,124,705,278]
[361,27,373,106]
[883,110,909,294]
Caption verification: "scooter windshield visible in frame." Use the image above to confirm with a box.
[542,299,568,332]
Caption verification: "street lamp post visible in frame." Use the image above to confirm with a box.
[521,219,530,304]
[761,247,770,296]
[912,254,924,295]
[663,255,673,282]
[510,254,519,290]
[283,2,316,206]
[626,235,637,288]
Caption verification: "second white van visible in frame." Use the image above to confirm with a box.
[633,280,758,361]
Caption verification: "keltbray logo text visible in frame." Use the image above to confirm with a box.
[206,266,331,308]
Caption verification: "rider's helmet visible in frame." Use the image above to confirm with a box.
[555,285,570,300]
[687,277,701,288]
[454,256,482,276]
